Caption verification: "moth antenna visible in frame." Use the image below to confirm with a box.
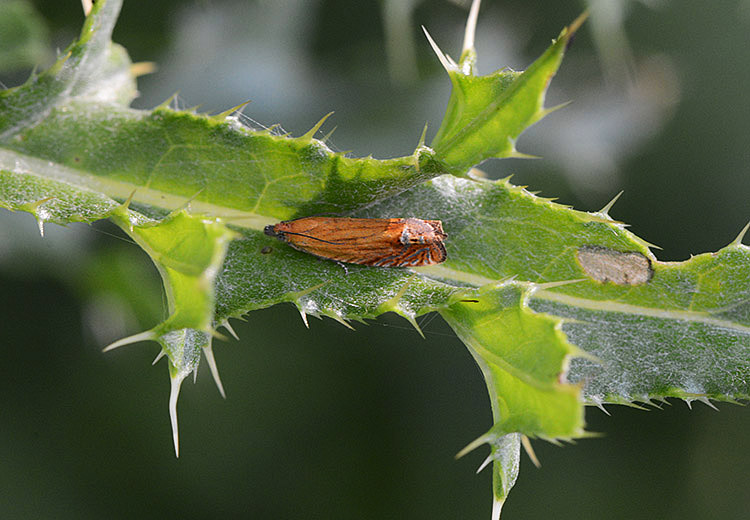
[279,231,344,246]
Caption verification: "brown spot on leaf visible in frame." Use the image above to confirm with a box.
[577,246,653,286]
[260,246,273,255]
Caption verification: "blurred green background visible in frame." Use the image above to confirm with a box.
[0,0,748,518]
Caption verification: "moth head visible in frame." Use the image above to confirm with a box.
[264,225,279,237]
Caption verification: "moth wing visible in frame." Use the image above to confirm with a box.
[279,217,404,265]
[372,241,447,267]
[283,217,400,243]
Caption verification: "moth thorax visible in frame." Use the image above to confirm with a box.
[399,227,411,245]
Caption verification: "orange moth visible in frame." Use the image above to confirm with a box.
[264,217,447,267]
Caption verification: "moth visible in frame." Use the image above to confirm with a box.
[264,217,447,267]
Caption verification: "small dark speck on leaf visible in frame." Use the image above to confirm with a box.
[261,246,273,255]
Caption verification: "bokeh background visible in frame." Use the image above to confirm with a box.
[1,0,748,518]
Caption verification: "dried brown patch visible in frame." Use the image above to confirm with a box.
[577,246,653,286]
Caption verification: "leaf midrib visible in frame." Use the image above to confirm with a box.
[0,147,272,230]
[538,289,750,334]
[424,265,749,333]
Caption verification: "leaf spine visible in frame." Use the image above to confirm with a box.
[320,126,337,144]
[169,375,184,458]
[475,453,492,474]
[152,350,166,365]
[203,342,226,399]
[598,190,624,217]
[416,121,429,149]
[298,308,310,328]
[461,0,481,56]
[156,91,180,110]
[102,330,157,352]
[520,435,541,468]
[220,319,240,340]
[130,61,157,78]
[302,112,335,140]
[213,100,251,120]
[730,221,750,246]
[421,26,457,73]
[565,11,589,42]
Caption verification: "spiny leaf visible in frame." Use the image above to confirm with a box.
[362,173,749,511]
[429,11,587,174]
[534,240,750,405]
[0,0,134,139]
[444,283,584,439]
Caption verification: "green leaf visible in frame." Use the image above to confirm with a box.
[105,208,237,456]
[359,174,749,508]
[0,0,135,138]
[429,13,587,174]
[536,236,750,404]
[444,283,584,438]
[443,283,585,508]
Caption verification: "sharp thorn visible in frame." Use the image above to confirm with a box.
[417,121,429,149]
[539,100,573,119]
[152,350,166,365]
[210,329,229,342]
[321,126,337,143]
[476,453,492,474]
[403,313,425,339]
[422,26,457,73]
[221,319,240,340]
[462,0,481,55]
[566,11,589,41]
[170,188,206,215]
[507,149,541,160]
[521,435,541,468]
[130,61,157,78]
[456,432,491,459]
[598,190,624,217]
[302,112,335,140]
[214,100,251,120]
[203,343,226,398]
[299,309,310,329]
[329,313,355,330]
[156,91,180,110]
[169,375,184,458]
[730,221,750,246]
[103,330,156,352]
